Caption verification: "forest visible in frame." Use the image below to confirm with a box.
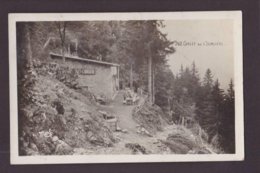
[17,20,235,155]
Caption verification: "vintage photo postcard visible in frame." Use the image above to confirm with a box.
[9,11,243,164]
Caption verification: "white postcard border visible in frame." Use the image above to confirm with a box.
[9,11,244,164]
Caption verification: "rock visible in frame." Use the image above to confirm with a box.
[57,88,64,95]
[125,143,149,154]
[196,149,211,154]
[121,129,128,133]
[153,140,160,144]
[29,142,39,152]
[35,132,56,155]
[73,148,94,155]
[22,108,34,119]
[52,101,65,115]
[59,114,67,126]
[86,131,99,143]
[103,138,113,147]
[114,135,122,142]
[39,130,53,138]
[141,127,149,134]
[21,140,29,148]
[73,148,86,155]
[32,110,47,124]
[52,136,59,142]
[137,127,152,137]
[24,148,39,156]
[188,148,213,154]
[55,140,73,155]
[116,126,122,131]
[86,131,94,139]
[161,140,190,154]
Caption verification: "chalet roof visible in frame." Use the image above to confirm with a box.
[50,52,120,67]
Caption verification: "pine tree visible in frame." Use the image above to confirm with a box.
[227,79,235,100]
[191,61,199,78]
[211,80,225,141]
[190,62,201,101]
[154,64,175,108]
[203,68,214,89]
[219,79,235,153]
[197,68,216,141]
[180,64,184,77]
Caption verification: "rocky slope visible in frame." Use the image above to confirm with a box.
[19,73,115,155]
[19,64,219,155]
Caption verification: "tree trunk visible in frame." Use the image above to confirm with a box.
[24,24,33,69]
[148,52,153,103]
[61,43,65,62]
[147,41,154,104]
[68,43,71,55]
[152,62,155,103]
[130,62,133,90]
[75,39,78,56]
[57,22,67,62]
[181,117,185,126]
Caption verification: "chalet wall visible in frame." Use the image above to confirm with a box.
[52,57,118,99]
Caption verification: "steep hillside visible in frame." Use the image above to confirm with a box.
[19,73,115,155]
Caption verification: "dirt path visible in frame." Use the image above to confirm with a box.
[111,91,139,133]
[73,90,174,155]
[91,91,174,154]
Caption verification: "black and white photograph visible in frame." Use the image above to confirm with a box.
[9,12,243,164]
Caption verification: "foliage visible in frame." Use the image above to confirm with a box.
[162,125,213,154]
[154,64,175,108]
[55,66,79,89]
[218,80,235,153]
[170,63,235,152]
[132,100,165,133]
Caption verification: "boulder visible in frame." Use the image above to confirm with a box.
[55,140,73,155]
[29,142,39,152]
[52,136,59,143]
[32,110,46,124]
[121,129,128,133]
[125,143,150,154]
[24,148,39,156]
[161,140,190,154]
